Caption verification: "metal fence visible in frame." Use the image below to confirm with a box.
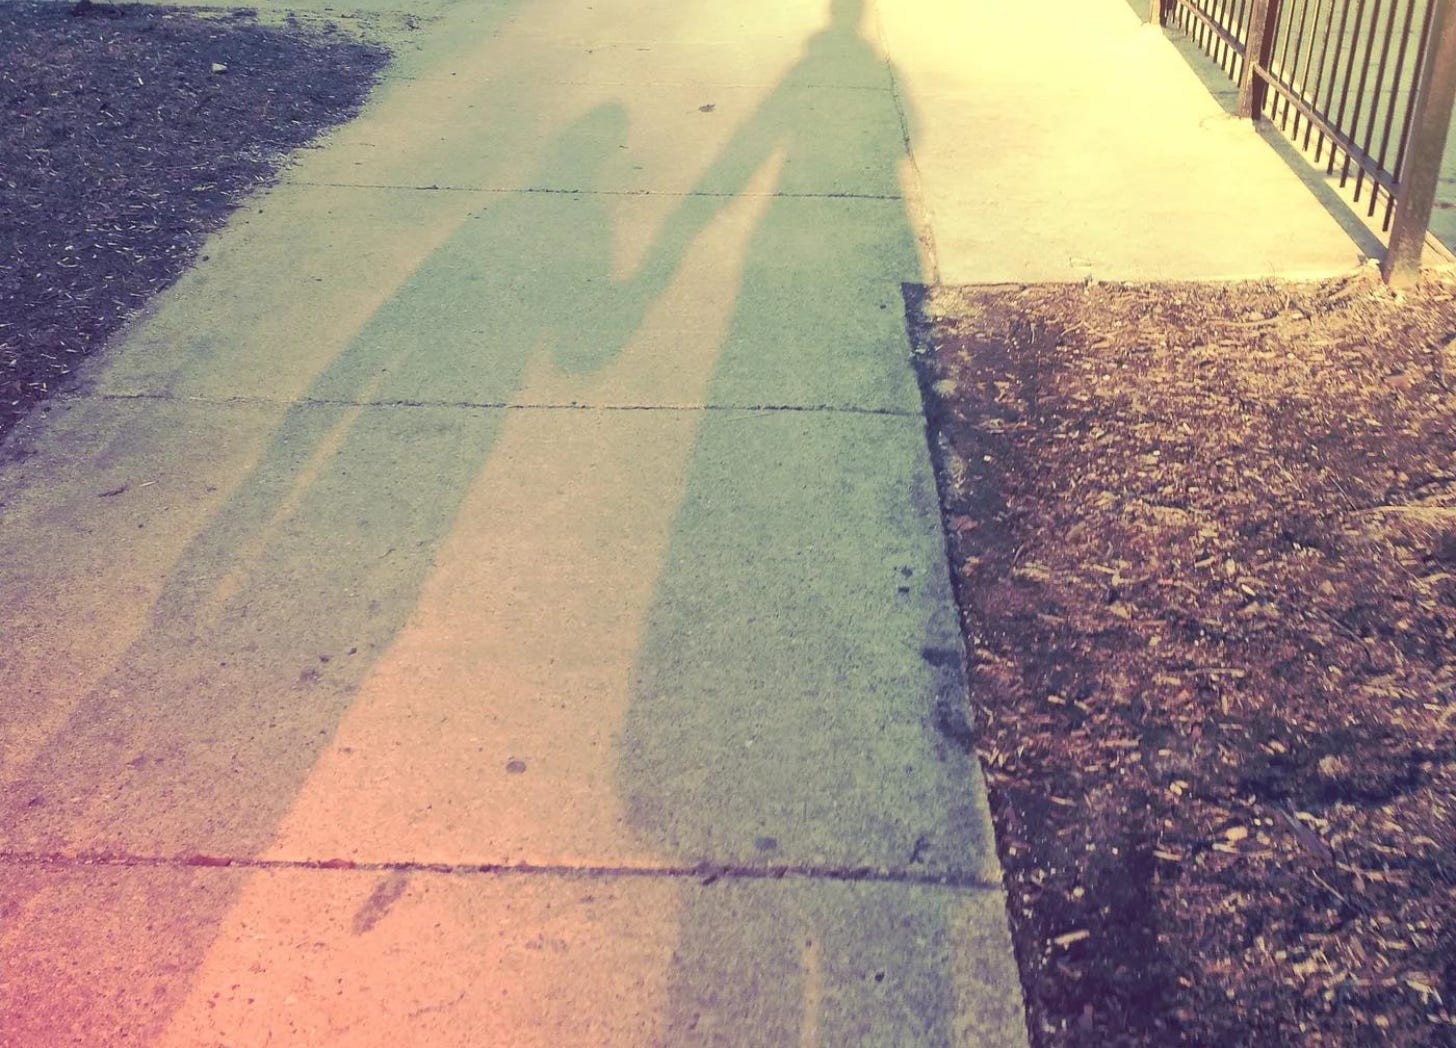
[1156,0,1456,283]
[1164,0,1251,83]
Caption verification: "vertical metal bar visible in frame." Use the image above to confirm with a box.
[1373,0,1420,200]
[1297,0,1333,149]
[1384,0,1456,286]
[1273,0,1301,126]
[1224,0,1244,73]
[1229,0,1246,72]
[1357,0,1404,212]
[1232,0,1251,79]
[1333,0,1371,177]
[1312,0,1349,158]
[1343,0,1385,190]
[1237,0,1281,116]
[1391,0,1438,190]
[1284,0,1317,136]
[1215,0,1234,71]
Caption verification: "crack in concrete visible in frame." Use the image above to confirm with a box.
[0,850,1004,892]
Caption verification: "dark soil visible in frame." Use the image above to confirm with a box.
[909,274,1456,1047]
[0,1,388,439]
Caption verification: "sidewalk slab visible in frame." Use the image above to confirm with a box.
[2,406,995,884]
[1,864,1024,1048]
[384,27,884,89]
[880,0,1362,282]
[288,78,908,199]
[102,187,922,412]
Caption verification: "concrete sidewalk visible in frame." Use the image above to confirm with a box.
[885,0,1361,281]
[0,1,1357,1045]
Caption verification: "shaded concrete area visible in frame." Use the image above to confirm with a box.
[2,0,1023,1042]
[1,0,1364,1044]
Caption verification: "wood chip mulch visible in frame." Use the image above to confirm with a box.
[0,1,388,440]
[908,274,1456,1047]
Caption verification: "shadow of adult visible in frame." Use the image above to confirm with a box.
[616,1,1014,1042]
[629,0,923,410]
[0,103,640,1045]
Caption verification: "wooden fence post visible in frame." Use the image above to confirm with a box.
[1383,0,1456,288]
[1236,0,1281,119]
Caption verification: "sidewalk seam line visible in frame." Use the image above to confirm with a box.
[79,391,920,418]
[381,76,897,93]
[281,181,905,201]
[0,851,1004,891]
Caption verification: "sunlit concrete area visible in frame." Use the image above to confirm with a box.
[881,0,1362,281]
[1152,0,1456,262]
[0,0,1365,1044]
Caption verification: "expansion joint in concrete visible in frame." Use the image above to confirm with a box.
[0,850,1005,892]
[81,390,919,419]
[284,179,906,203]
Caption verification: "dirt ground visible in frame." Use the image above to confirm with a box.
[909,275,1456,1046]
[0,0,387,441]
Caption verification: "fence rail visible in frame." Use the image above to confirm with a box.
[1156,0,1456,284]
